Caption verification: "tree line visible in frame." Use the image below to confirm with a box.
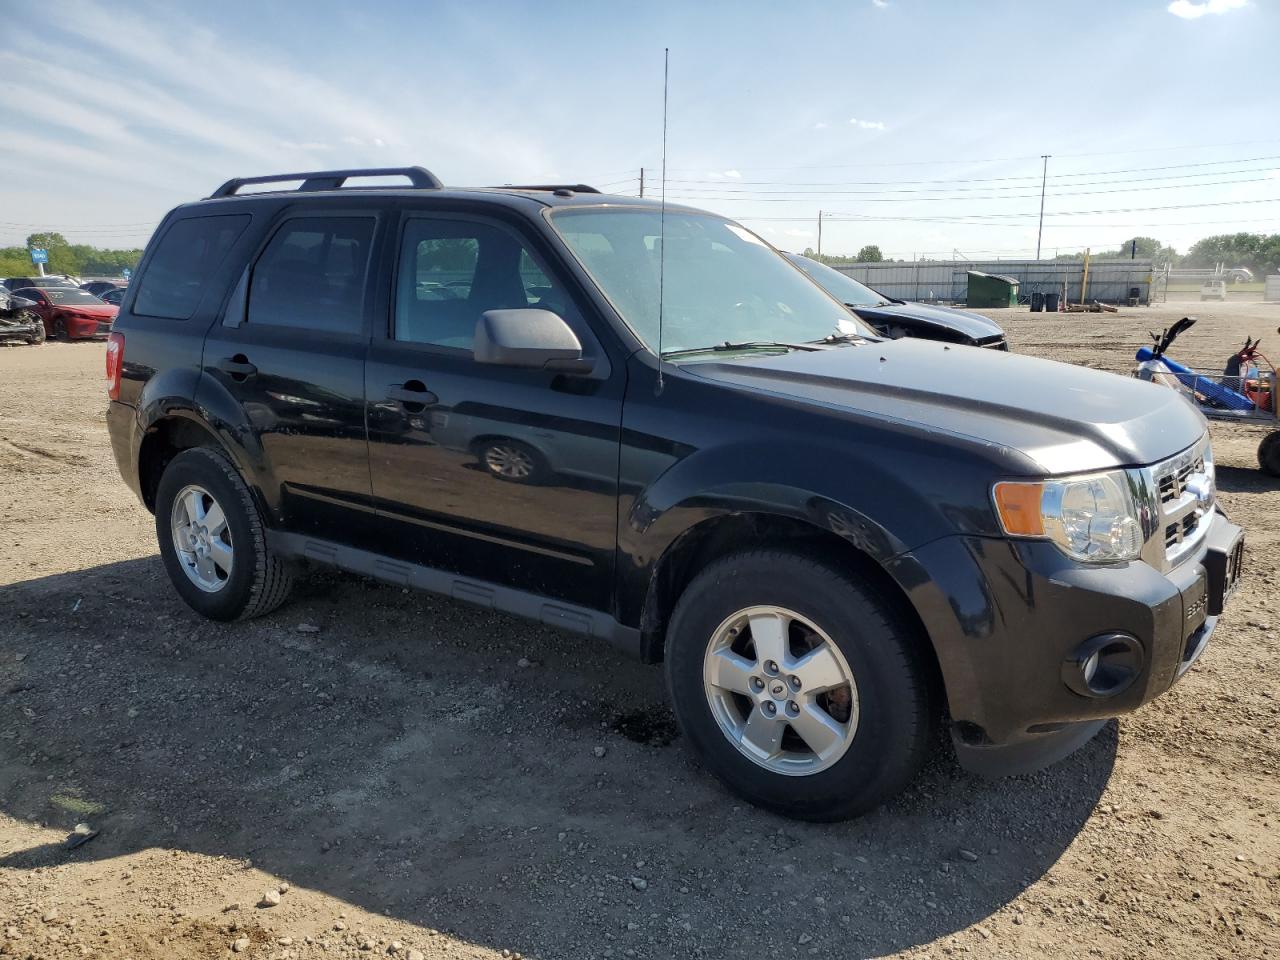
[0,233,143,280]
[6,229,1280,282]
[802,233,1280,276]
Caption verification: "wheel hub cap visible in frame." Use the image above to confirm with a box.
[702,605,859,777]
[169,484,233,593]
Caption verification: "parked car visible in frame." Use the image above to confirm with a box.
[12,286,117,340]
[100,286,127,306]
[3,275,78,292]
[81,280,126,298]
[106,166,1243,820]
[0,290,45,344]
[783,253,1008,349]
[1201,279,1228,301]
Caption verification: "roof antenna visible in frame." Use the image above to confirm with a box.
[655,47,670,397]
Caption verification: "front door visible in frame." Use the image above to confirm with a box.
[365,211,624,610]
[199,210,381,544]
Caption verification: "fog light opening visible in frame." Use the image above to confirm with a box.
[1062,633,1143,699]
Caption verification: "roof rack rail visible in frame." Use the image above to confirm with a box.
[493,184,601,194]
[208,166,444,199]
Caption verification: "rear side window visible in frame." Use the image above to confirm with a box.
[247,217,375,335]
[133,215,250,320]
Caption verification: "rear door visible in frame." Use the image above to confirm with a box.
[364,207,625,610]
[198,207,384,544]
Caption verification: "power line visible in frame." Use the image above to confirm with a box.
[663,138,1280,172]
[645,175,1280,204]
[662,155,1280,188]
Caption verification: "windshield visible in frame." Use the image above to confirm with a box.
[550,208,875,354]
[43,289,104,305]
[784,254,890,308]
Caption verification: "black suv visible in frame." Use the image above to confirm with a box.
[107,167,1244,820]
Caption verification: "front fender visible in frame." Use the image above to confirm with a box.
[615,438,955,627]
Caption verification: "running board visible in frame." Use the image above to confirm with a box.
[267,531,641,657]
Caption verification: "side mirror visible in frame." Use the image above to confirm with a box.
[474,309,592,373]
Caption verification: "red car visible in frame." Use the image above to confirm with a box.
[11,287,118,340]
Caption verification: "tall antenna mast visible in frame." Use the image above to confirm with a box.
[655,47,669,396]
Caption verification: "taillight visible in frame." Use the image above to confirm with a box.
[106,332,124,400]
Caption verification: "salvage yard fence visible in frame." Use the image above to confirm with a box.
[830,259,1154,306]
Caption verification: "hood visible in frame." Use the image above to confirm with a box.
[57,304,117,318]
[682,338,1206,475]
[851,301,1004,342]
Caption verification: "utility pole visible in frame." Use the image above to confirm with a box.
[1035,154,1050,260]
[817,210,823,256]
[639,167,645,198]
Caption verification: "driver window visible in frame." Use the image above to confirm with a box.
[395,219,581,349]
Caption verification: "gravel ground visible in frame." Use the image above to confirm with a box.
[1,301,1278,960]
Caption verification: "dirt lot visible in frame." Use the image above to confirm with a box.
[1,301,1278,960]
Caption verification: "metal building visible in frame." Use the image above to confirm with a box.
[830,258,1153,306]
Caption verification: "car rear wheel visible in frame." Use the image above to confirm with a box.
[665,549,933,820]
[155,447,293,621]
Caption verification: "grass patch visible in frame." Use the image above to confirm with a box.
[50,793,106,817]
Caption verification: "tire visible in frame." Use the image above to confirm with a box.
[664,549,933,821]
[1259,431,1280,477]
[154,446,294,621]
[51,317,68,341]
[477,438,546,484]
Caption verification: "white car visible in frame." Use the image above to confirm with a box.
[1201,280,1227,301]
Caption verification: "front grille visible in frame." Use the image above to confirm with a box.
[1158,456,1205,504]
[1149,440,1213,569]
[1164,512,1200,550]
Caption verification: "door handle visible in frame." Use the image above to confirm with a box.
[218,355,258,380]
[387,379,438,410]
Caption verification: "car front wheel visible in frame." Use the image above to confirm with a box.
[665,549,933,821]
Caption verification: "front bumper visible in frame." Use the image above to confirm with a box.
[890,508,1243,775]
[63,314,112,339]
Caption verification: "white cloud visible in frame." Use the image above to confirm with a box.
[871,0,889,7]
[813,122,829,130]
[849,118,887,131]
[723,169,742,178]
[1167,0,1247,19]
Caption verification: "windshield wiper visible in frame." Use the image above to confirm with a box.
[812,331,872,345]
[661,340,822,359]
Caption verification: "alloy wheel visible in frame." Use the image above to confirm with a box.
[169,484,234,592]
[483,443,534,479]
[702,605,859,776]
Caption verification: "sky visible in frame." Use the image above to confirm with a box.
[0,0,1276,261]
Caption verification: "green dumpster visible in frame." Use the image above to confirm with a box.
[966,270,1019,308]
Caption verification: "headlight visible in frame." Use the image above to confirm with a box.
[993,470,1144,563]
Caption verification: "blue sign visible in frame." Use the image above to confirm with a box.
[29,247,48,265]
[122,268,132,280]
